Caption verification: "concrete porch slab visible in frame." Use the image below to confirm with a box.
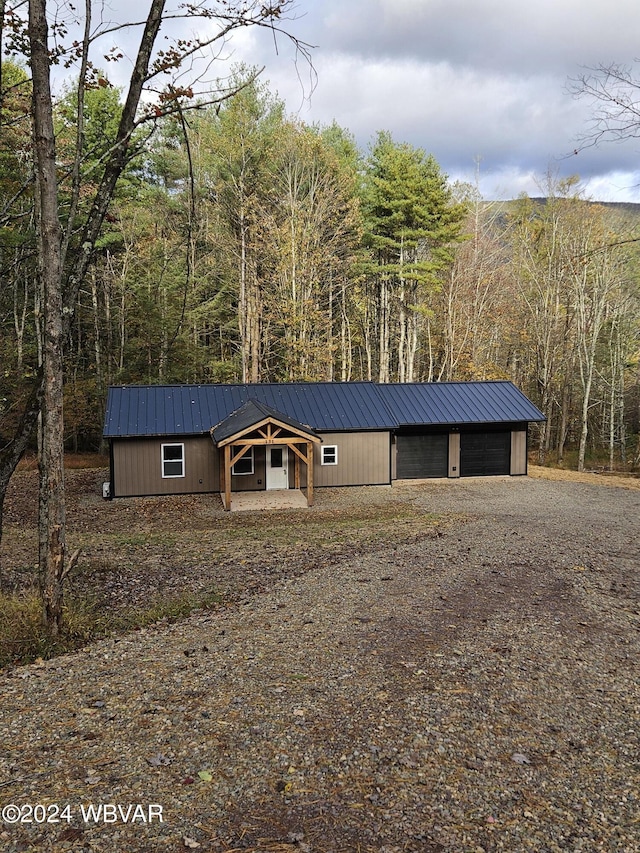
[227,489,309,512]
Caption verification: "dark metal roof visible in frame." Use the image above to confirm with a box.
[211,399,320,444]
[103,382,396,437]
[103,381,545,438]
[377,381,546,426]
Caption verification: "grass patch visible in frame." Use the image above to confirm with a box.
[0,588,55,665]
[0,587,97,666]
[108,532,178,548]
[215,505,437,548]
[108,588,223,634]
[0,585,222,668]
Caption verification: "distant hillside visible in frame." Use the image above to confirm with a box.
[528,197,640,216]
[486,198,640,235]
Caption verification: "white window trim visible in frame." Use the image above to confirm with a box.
[321,445,338,466]
[232,446,255,476]
[161,442,185,478]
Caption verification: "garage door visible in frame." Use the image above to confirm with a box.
[460,431,510,477]
[396,434,448,478]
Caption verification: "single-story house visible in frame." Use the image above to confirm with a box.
[102,381,545,508]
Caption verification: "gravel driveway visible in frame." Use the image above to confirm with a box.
[1,474,639,852]
[395,473,639,576]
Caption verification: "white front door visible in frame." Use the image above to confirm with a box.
[266,445,289,490]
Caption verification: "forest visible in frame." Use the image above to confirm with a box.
[2,61,640,473]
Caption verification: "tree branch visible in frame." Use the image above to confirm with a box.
[569,61,640,151]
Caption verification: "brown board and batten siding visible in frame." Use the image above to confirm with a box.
[510,430,527,475]
[112,436,217,497]
[313,431,391,487]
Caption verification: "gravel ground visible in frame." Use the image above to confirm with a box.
[1,472,639,852]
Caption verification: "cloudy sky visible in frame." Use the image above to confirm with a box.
[48,0,640,202]
[222,0,640,202]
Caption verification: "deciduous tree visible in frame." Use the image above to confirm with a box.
[1,0,311,633]
[570,61,640,151]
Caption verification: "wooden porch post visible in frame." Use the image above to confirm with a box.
[224,444,231,511]
[219,445,225,504]
[307,441,314,507]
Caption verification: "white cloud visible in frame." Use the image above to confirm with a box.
[44,0,640,201]
[273,0,640,201]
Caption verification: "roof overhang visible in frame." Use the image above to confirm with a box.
[211,398,321,447]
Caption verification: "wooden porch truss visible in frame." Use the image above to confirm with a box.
[213,416,321,511]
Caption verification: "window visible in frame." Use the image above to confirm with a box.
[162,443,185,478]
[232,446,254,475]
[321,445,338,466]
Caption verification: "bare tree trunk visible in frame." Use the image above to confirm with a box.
[12,0,167,631]
[577,368,593,472]
[378,277,390,383]
[12,265,29,368]
[425,317,435,382]
[103,264,113,384]
[407,295,418,382]
[557,378,572,464]
[239,206,249,381]
[119,283,126,373]
[537,383,553,465]
[608,376,615,471]
[248,261,262,383]
[30,0,66,634]
[90,268,103,390]
[326,273,334,381]
[397,237,406,382]
[575,257,614,472]
[362,293,373,381]
[617,343,626,466]
[340,283,352,382]
[398,279,406,382]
